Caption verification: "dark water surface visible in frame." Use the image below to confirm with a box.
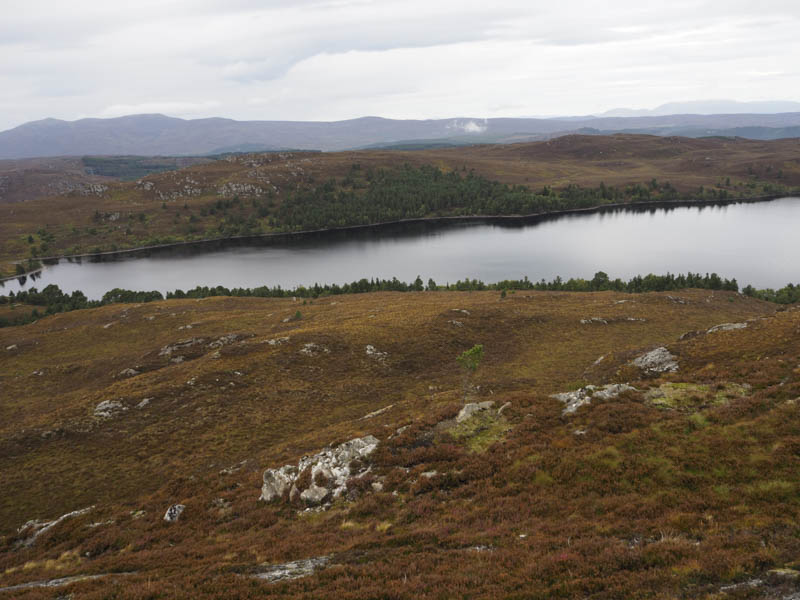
[4,197,800,300]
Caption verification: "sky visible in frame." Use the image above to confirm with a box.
[1,0,799,131]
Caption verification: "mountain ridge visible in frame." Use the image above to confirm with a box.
[4,112,800,158]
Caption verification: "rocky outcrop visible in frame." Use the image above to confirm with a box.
[260,466,298,503]
[217,182,267,198]
[17,506,94,547]
[552,384,637,415]
[365,345,388,361]
[632,347,678,374]
[456,401,495,423]
[163,504,185,522]
[299,343,329,356]
[707,322,748,333]
[158,337,205,357]
[94,400,127,419]
[580,317,608,325]
[360,404,394,420]
[581,316,646,325]
[0,573,133,593]
[208,333,242,349]
[259,435,379,507]
[50,181,108,196]
[253,555,332,583]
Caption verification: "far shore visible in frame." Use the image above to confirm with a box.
[0,193,791,284]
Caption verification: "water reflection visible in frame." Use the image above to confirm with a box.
[3,197,799,300]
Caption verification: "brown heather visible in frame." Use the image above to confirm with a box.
[1,288,799,598]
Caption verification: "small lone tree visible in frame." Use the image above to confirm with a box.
[457,344,484,401]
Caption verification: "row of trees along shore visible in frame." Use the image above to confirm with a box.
[2,272,799,328]
[272,163,795,231]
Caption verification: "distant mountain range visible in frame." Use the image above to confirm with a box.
[598,100,800,117]
[2,110,800,159]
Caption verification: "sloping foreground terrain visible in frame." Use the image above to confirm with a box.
[1,290,799,598]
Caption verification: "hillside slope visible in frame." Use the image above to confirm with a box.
[1,134,799,278]
[1,290,799,598]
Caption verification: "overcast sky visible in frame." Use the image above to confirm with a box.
[1,0,799,130]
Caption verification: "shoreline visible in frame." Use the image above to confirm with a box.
[0,193,791,283]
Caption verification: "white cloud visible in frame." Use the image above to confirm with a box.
[0,0,799,130]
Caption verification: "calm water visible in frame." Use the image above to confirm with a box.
[4,198,799,299]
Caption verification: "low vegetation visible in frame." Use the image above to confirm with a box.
[1,286,799,598]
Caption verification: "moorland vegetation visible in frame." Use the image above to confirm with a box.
[1,287,799,598]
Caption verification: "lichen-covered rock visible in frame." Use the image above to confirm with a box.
[253,555,332,583]
[707,322,748,333]
[208,333,242,349]
[217,182,266,198]
[360,404,394,420]
[17,506,93,547]
[300,484,329,505]
[632,347,678,374]
[260,465,298,502]
[365,345,388,361]
[94,400,127,419]
[552,384,637,415]
[158,338,205,357]
[163,504,185,522]
[456,401,495,423]
[592,384,638,400]
[299,343,329,356]
[259,436,379,507]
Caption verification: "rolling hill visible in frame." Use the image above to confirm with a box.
[4,112,800,158]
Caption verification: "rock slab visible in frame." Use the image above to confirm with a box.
[552,384,637,415]
[260,436,379,507]
[632,347,678,374]
[163,504,185,522]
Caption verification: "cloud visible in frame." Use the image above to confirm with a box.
[0,0,799,130]
[447,119,488,134]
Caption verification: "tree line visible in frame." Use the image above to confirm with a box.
[269,164,795,233]
[272,165,685,231]
[3,272,798,328]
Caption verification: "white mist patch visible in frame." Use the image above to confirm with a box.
[447,119,487,134]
